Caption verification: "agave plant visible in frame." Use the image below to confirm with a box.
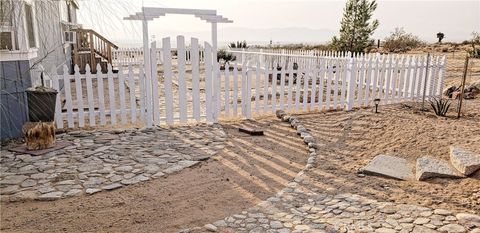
[429,97,451,116]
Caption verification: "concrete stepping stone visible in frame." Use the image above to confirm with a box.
[361,155,414,180]
[449,146,480,176]
[416,156,465,181]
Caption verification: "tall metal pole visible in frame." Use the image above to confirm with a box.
[457,55,469,118]
[421,53,431,110]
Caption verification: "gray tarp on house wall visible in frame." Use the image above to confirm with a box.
[0,60,31,140]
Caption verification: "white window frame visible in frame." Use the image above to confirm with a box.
[23,2,38,49]
[63,30,76,44]
[0,0,16,50]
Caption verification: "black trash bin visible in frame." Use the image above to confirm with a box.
[26,87,58,122]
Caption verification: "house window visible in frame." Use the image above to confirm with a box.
[0,0,16,50]
[0,32,13,50]
[25,3,36,48]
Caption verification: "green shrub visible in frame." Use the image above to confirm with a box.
[429,97,451,117]
[383,28,425,53]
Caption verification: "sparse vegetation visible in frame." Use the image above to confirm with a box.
[382,28,425,53]
[253,43,332,51]
[229,41,248,49]
[429,97,451,117]
[331,0,379,53]
[468,31,480,58]
[217,49,236,69]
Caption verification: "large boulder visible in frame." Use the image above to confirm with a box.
[361,155,414,180]
[416,156,465,181]
[449,146,480,176]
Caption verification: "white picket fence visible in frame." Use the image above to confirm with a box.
[112,47,205,66]
[45,37,446,129]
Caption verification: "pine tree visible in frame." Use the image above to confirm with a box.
[331,0,379,53]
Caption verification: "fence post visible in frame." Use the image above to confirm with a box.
[246,62,252,119]
[346,57,357,111]
[421,53,431,110]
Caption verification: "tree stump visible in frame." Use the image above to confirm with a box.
[22,122,56,150]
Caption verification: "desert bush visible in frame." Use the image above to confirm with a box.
[383,28,425,53]
[468,31,480,58]
[229,41,248,49]
[217,49,236,69]
[429,97,451,117]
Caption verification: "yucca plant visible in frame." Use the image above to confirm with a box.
[429,97,451,116]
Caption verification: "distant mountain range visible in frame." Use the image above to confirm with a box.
[115,27,338,47]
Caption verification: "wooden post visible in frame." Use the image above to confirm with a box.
[457,55,469,118]
[89,31,96,73]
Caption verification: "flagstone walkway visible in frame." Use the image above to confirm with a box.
[0,124,226,201]
[182,115,480,233]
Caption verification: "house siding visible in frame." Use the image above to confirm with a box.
[31,1,71,75]
[0,60,32,140]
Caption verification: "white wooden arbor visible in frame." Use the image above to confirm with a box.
[123,7,232,127]
[124,7,233,67]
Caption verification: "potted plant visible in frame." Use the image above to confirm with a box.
[26,72,58,122]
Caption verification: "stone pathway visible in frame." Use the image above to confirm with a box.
[0,124,226,201]
[182,113,480,233]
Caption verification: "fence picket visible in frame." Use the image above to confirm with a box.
[107,65,116,125]
[429,56,440,98]
[191,38,201,121]
[96,64,106,125]
[385,57,393,103]
[127,65,136,122]
[371,57,379,100]
[357,57,365,107]
[302,67,309,111]
[255,60,261,113]
[340,59,348,108]
[150,42,160,124]
[52,70,63,129]
[263,65,269,113]
[271,67,278,112]
[332,59,339,109]
[163,37,174,125]
[295,69,302,111]
[309,67,317,110]
[224,63,231,117]
[233,62,239,117]
[177,36,188,123]
[118,66,127,124]
[325,64,333,110]
[437,55,447,96]
[416,56,425,100]
[73,65,84,127]
[204,42,213,122]
[245,66,252,118]
[318,60,325,111]
[85,65,95,126]
[403,57,412,100]
[63,65,74,128]
[287,65,294,111]
[138,66,145,122]
[364,57,373,107]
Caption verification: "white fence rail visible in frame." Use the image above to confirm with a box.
[112,47,205,66]
[46,38,446,129]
